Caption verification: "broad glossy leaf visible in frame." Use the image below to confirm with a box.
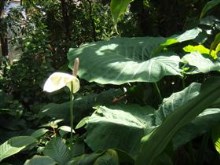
[135,78,220,165]
[43,72,80,93]
[110,0,133,24]
[155,83,220,149]
[68,37,181,85]
[24,155,56,165]
[200,0,220,18]
[0,136,37,162]
[43,137,71,164]
[40,89,123,122]
[161,28,202,46]
[182,52,220,73]
[85,104,155,155]
[174,108,220,149]
[155,83,201,125]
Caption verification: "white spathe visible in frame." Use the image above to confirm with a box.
[43,72,80,93]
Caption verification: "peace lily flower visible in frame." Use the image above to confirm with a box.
[43,72,80,93]
[43,58,80,146]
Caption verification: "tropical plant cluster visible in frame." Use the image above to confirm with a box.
[0,0,220,164]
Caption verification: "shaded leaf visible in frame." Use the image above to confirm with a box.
[67,152,103,165]
[43,137,71,165]
[135,78,220,165]
[40,89,123,122]
[155,83,201,125]
[94,149,119,165]
[85,104,155,155]
[200,0,220,18]
[31,128,49,139]
[24,155,56,165]
[174,108,220,149]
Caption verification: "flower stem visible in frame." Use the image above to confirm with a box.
[70,82,74,146]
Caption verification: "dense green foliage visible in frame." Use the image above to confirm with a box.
[0,0,220,164]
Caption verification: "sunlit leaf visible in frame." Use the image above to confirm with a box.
[182,52,220,73]
[43,72,80,93]
[183,44,217,59]
[110,0,133,24]
[68,37,181,85]
[59,126,74,133]
[212,125,220,154]
[0,136,37,162]
[161,28,202,46]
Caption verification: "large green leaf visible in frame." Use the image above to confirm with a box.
[40,89,123,122]
[0,136,37,162]
[155,83,201,125]
[24,155,56,165]
[68,37,181,85]
[135,78,220,165]
[110,0,133,24]
[43,137,71,165]
[174,108,220,149]
[154,82,220,149]
[155,82,220,149]
[161,28,202,46]
[85,104,155,155]
[182,52,220,73]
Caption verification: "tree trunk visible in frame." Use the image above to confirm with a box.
[0,0,9,64]
[60,0,71,49]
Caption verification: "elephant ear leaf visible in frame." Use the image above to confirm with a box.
[136,78,220,165]
[68,37,181,85]
[85,104,155,156]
